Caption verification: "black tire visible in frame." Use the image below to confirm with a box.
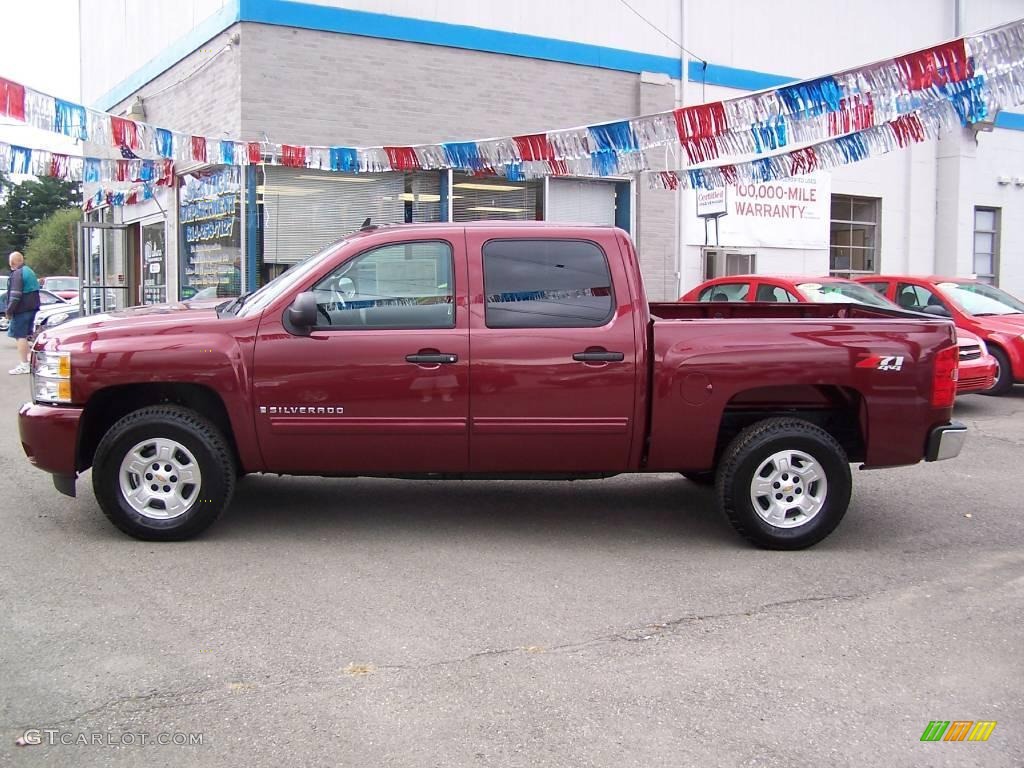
[982,346,1013,396]
[680,471,716,486]
[717,418,852,550]
[92,405,236,541]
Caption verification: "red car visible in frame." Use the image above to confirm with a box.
[41,276,80,302]
[856,276,1024,394]
[682,275,997,395]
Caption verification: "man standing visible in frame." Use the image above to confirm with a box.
[6,251,41,375]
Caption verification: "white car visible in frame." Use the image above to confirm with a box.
[0,289,71,332]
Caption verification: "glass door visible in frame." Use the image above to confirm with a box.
[78,221,130,314]
[141,222,167,304]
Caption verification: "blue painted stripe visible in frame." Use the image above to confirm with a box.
[239,0,681,78]
[93,1,241,110]
[995,111,1024,131]
[688,59,794,91]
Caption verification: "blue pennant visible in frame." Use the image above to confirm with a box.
[589,121,637,153]
[752,158,777,182]
[10,145,31,174]
[590,149,618,176]
[943,76,989,125]
[443,142,483,170]
[329,147,358,172]
[504,163,525,182]
[83,158,101,182]
[220,140,235,165]
[156,128,174,158]
[54,100,87,140]
[779,76,842,117]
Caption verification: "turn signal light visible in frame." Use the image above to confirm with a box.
[931,345,958,408]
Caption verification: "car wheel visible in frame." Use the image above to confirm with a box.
[680,471,715,486]
[982,346,1013,396]
[717,418,852,550]
[92,405,236,541]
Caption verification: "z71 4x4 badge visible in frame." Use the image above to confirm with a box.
[856,354,905,372]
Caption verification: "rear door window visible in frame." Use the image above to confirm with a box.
[860,281,890,296]
[755,284,799,302]
[482,239,614,328]
[896,283,947,312]
[697,282,750,302]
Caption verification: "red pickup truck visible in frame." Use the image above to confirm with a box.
[19,223,965,549]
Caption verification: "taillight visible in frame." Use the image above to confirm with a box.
[931,345,958,407]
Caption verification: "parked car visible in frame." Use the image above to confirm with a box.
[0,289,69,332]
[40,276,80,301]
[20,223,965,549]
[682,275,998,395]
[33,302,80,337]
[856,276,1024,394]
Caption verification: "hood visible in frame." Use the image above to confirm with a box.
[971,314,1024,336]
[37,299,228,346]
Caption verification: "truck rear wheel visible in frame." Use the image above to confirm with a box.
[716,418,851,550]
[92,406,236,541]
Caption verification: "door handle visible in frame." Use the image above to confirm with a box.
[406,352,459,365]
[573,349,625,363]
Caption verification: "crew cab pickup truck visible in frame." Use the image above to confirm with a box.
[19,223,966,549]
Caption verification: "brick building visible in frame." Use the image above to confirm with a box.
[78,0,1024,308]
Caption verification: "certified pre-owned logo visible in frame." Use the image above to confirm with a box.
[856,354,905,372]
[920,720,997,742]
[259,406,345,415]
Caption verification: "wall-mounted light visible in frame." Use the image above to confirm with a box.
[126,97,146,121]
[1015,177,1024,187]
[996,175,1011,185]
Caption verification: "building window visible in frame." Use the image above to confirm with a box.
[703,249,755,279]
[830,195,879,277]
[973,207,1000,285]
[452,175,544,221]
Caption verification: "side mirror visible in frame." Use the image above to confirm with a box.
[287,291,318,334]
[922,304,951,318]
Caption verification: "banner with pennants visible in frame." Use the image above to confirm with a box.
[1,17,1023,202]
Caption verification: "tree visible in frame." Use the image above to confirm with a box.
[0,175,81,256]
[25,208,80,277]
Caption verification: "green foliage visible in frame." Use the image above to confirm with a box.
[25,208,80,277]
[0,175,81,255]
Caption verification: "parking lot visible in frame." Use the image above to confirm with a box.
[1,344,1021,768]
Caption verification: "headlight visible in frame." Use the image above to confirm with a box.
[31,351,72,404]
[978,338,989,355]
[45,312,70,327]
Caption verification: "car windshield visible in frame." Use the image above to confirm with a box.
[45,277,79,291]
[938,281,1024,316]
[231,239,348,317]
[796,282,895,308]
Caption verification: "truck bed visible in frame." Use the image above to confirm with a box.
[650,301,914,321]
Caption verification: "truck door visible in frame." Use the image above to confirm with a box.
[252,234,470,474]
[465,231,638,473]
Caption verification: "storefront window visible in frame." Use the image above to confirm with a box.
[179,166,242,299]
[452,174,544,221]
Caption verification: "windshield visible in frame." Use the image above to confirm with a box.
[232,239,348,317]
[938,281,1024,316]
[796,282,895,308]
[45,277,79,291]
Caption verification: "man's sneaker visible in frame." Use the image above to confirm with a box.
[8,362,30,375]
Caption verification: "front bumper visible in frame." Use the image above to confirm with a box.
[18,402,83,492]
[925,421,967,462]
[957,356,997,394]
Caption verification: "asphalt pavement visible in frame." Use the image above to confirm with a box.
[0,343,1021,767]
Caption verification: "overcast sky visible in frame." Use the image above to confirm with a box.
[0,0,82,156]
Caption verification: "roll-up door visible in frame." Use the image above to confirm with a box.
[547,178,616,226]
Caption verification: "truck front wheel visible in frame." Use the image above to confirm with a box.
[717,418,851,550]
[92,406,236,541]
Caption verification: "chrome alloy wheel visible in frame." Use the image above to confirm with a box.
[118,438,202,520]
[748,449,828,529]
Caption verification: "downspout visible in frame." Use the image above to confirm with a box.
[675,0,687,298]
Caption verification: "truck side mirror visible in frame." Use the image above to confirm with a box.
[287,291,318,334]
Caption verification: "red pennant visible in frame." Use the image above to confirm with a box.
[548,159,569,176]
[788,147,818,176]
[896,39,972,90]
[156,159,175,185]
[0,77,26,120]
[191,136,207,162]
[115,159,128,182]
[659,172,679,191]
[110,116,139,149]
[247,142,262,164]
[513,134,554,161]
[673,103,728,142]
[49,153,69,179]
[683,137,720,165]
[719,165,738,186]
[828,95,875,136]
[383,146,420,171]
[891,114,926,147]
[280,144,307,167]
[126,190,139,206]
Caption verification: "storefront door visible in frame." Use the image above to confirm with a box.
[78,220,130,314]
[141,222,167,304]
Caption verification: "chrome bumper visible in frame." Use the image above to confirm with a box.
[925,421,967,462]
